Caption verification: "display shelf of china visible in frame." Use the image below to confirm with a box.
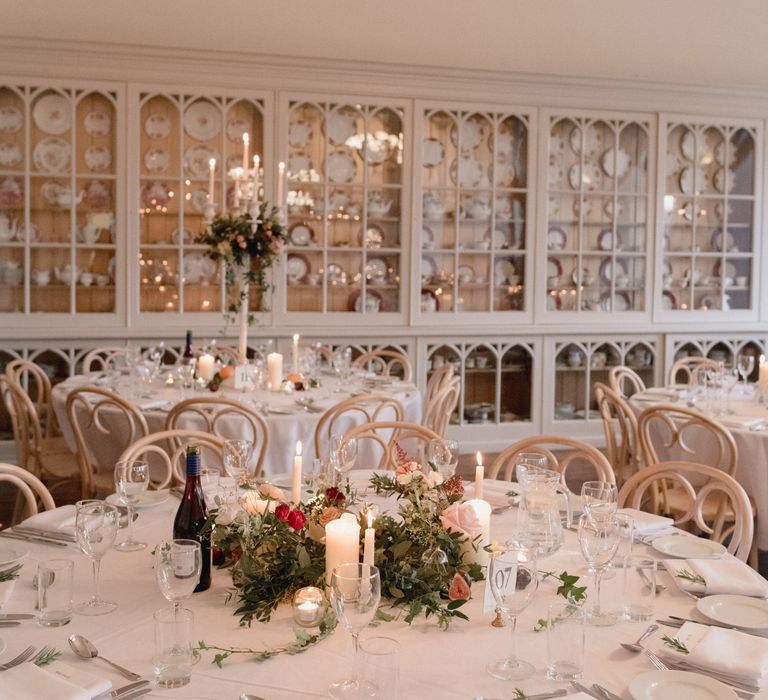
[136,89,267,316]
[416,103,531,320]
[547,337,658,428]
[280,96,405,320]
[541,111,653,318]
[0,83,120,317]
[657,118,761,318]
[666,335,767,377]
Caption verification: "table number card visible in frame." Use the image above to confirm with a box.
[234,364,250,390]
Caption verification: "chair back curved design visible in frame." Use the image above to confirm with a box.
[668,356,721,386]
[5,358,59,437]
[65,385,149,499]
[314,393,404,459]
[422,375,460,438]
[82,346,129,373]
[488,435,616,489]
[0,462,55,523]
[118,429,226,488]
[608,366,646,398]
[426,363,455,398]
[343,420,441,470]
[164,396,269,477]
[353,350,412,382]
[594,382,641,485]
[618,460,753,561]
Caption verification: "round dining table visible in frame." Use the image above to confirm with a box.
[1,471,765,699]
[50,371,422,479]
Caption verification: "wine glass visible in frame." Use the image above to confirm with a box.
[330,435,357,485]
[580,481,618,518]
[738,353,755,387]
[332,346,352,392]
[74,500,119,615]
[223,439,253,485]
[577,512,620,626]
[427,439,459,478]
[155,539,202,613]
[723,367,739,414]
[486,544,538,680]
[114,459,149,551]
[328,563,381,700]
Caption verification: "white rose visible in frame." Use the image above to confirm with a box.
[425,470,444,488]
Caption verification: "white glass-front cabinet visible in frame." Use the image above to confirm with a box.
[278,95,407,322]
[657,117,762,320]
[540,111,654,318]
[0,81,121,322]
[666,334,766,383]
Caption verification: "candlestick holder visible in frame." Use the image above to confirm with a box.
[202,201,216,226]
[292,586,326,627]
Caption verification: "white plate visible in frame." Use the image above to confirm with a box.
[144,148,170,174]
[679,166,705,195]
[697,594,768,629]
[286,254,309,282]
[184,144,218,179]
[287,153,312,176]
[329,190,350,210]
[144,113,171,140]
[0,143,21,167]
[325,110,357,146]
[0,106,23,133]
[183,101,221,141]
[681,129,696,161]
[182,252,216,284]
[171,228,193,245]
[652,534,726,559]
[599,257,628,283]
[359,136,390,164]
[449,156,484,188]
[226,118,249,143]
[600,147,631,178]
[421,255,437,281]
[569,124,602,155]
[493,160,516,187]
[32,93,71,134]
[547,256,563,280]
[106,491,170,509]
[450,117,484,151]
[713,168,734,194]
[547,227,567,251]
[711,229,734,252]
[325,151,357,183]
[361,225,384,249]
[83,110,111,136]
[189,189,210,213]
[326,263,345,283]
[288,223,314,246]
[568,163,601,191]
[0,544,27,568]
[365,256,387,281]
[422,138,445,167]
[84,145,111,172]
[629,670,737,700]
[288,120,312,148]
[494,258,516,285]
[33,137,71,173]
[597,229,614,251]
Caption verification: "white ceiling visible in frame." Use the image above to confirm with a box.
[3,0,768,88]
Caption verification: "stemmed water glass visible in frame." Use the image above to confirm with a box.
[155,539,202,613]
[427,438,459,478]
[332,346,352,392]
[329,563,381,700]
[723,367,739,414]
[74,500,119,615]
[580,481,618,517]
[330,435,357,485]
[738,353,755,387]
[577,512,620,626]
[223,439,253,485]
[114,459,149,551]
[486,544,538,680]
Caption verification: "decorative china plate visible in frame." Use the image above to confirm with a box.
[713,260,737,280]
[32,93,71,134]
[144,148,171,174]
[710,228,735,252]
[0,106,23,133]
[325,110,357,146]
[360,224,385,249]
[288,222,314,246]
[0,143,21,167]
[600,147,630,178]
[365,256,388,281]
[547,256,563,280]
[325,151,357,183]
[83,180,111,209]
[449,156,484,188]
[568,163,601,191]
[599,257,627,283]
[680,129,696,161]
[421,225,434,249]
[326,263,345,284]
[568,124,602,155]
[713,168,734,194]
[171,228,193,245]
[421,255,437,282]
[184,144,218,178]
[288,120,312,148]
[679,166,705,195]
[184,101,221,141]
[422,138,445,168]
[494,259,516,285]
[181,253,216,285]
[597,229,615,251]
[286,253,310,282]
[189,189,210,213]
[547,227,567,251]
[33,137,71,173]
[84,110,112,136]
[84,145,112,172]
[601,291,630,312]
[287,153,312,176]
[359,136,389,165]
[226,118,249,143]
[144,113,171,140]
[662,290,677,310]
[141,181,170,208]
[450,117,484,151]
[493,160,516,187]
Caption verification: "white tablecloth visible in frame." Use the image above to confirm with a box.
[631,386,768,551]
[1,476,761,699]
[51,374,421,478]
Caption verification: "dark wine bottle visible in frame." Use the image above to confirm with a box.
[173,445,211,592]
[182,330,194,363]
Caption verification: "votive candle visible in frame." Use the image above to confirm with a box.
[267,352,283,391]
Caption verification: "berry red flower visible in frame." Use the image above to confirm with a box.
[275,503,290,521]
[325,487,346,504]
[287,509,307,531]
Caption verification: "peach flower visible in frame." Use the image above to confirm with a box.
[439,501,482,538]
[395,460,422,485]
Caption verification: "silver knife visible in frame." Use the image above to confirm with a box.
[116,688,152,700]
[570,681,602,700]
[524,690,568,700]
[0,614,34,620]
[12,527,76,542]
[0,531,68,547]
[593,684,624,700]
[0,621,20,627]
[93,680,150,700]
[669,615,768,637]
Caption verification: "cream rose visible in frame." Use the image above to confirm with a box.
[440,501,482,538]
[395,460,422,485]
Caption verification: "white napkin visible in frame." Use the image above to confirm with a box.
[663,557,768,597]
[718,415,767,431]
[19,505,76,536]
[659,621,768,684]
[640,388,679,399]
[463,480,515,509]
[138,398,168,410]
[0,660,111,700]
[617,507,674,535]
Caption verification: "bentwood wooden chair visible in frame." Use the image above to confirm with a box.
[425,362,455,398]
[0,462,55,524]
[353,349,413,382]
[608,366,646,398]
[422,375,460,438]
[81,346,130,373]
[594,382,641,485]
[619,460,753,562]
[5,358,60,438]
[164,396,269,478]
[342,420,440,470]
[65,385,149,499]
[488,435,616,489]
[667,356,720,386]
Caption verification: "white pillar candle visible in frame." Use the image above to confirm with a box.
[197,353,215,381]
[363,509,375,567]
[207,158,216,203]
[474,451,484,500]
[242,133,249,173]
[253,155,260,200]
[462,498,491,567]
[277,161,286,212]
[293,333,300,375]
[759,355,768,394]
[292,440,303,504]
[325,512,360,585]
[267,352,283,391]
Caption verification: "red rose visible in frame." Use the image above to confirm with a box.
[325,487,346,504]
[275,503,290,521]
[287,509,307,531]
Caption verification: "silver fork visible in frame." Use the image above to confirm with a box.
[645,650,756,697]
[30,646,54,665]
[0,646,36,671]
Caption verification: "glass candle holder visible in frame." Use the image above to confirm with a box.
[292,586,326,627]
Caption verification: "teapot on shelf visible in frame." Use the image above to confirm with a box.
[55,189,85,208]
[465,196,492,220]
[54,264,80,285]
[0,212,19,241]
[422,192,445,220]
[367,191,393,218]
[77,223,101,244]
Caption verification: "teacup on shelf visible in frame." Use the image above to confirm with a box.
[96,274,110,287]
[32,269,51,286]
[79,272,94,287]
[736,275,748,287]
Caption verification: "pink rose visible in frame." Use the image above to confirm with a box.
[258,483,287,501]
[395,460,422,485]
[440,501,482,538]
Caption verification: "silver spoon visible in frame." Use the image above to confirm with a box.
[68,634,142,680]
[620,623,659,652]
[240,695,267,700]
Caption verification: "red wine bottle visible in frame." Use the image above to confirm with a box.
[182,330,194,364]
[173,445,211,592]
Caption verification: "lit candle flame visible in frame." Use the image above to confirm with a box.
[476,451,483,467]
[296,440,302,456]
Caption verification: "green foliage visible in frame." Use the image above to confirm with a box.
[541,570,587,603]
[676,568,706,586]
[0,564,21,582]
[33,648,61,667]
[662,634,690,654]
